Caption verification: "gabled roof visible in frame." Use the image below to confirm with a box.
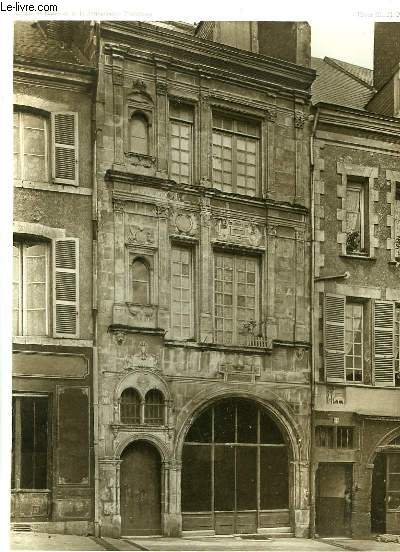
[14,21,89,68]
[311,56,375,110]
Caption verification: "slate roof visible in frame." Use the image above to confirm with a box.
[14,21,87,68]
[311,56,375,110]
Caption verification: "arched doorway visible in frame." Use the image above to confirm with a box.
[120,441,161,535]
[181,398,290,534]
[371,435,400,535]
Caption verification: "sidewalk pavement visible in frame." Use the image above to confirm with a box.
[8,532,400,552]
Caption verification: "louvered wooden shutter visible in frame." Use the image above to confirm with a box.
[373,301,395,386]
[52,113,78,185]
[53,238,79,337]
[324,294,346,382]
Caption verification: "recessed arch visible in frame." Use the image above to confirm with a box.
[129,111,149,155]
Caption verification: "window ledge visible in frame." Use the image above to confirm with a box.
[14,179,91,196]
[13,336,93,348]
[164,339,272,353]
[340,254,376,261]
[110,423,168,434]
[321,381,400,390]
[389,260,400,266]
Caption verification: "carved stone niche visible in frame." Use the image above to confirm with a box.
[124,78,156,174]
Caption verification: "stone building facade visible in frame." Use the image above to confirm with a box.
[12,22,96,534]
[11,19,400,541]
[311,25,400,539]
[94,21,314,538]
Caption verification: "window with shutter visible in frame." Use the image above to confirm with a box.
[14,110,48,182]
[324,294,346,382]
[374,300,395,387]
[52,113,78,185]
[54,238,79,337]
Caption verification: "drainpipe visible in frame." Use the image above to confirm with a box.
[92,22,100,538]
[309,106,319,539]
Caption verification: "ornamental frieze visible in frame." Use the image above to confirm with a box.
[125,224,155,246]
[124,341,160,372]
[169,209,199,238]
[212,216,265,248]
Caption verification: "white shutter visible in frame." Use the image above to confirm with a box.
[373,300,395,386]
[53,238,79,337]
[52,113,78,185]
[324,294,346,382]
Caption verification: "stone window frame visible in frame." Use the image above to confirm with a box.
[125,249,156,308]
[336,162,379,258]
[386,170,400,263]
[168,99,196,185]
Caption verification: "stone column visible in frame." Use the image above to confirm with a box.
[154,56,169,177]
[111,52,125,168]
[163,460,182,537]
[113,200,125,304]
[98,458,122,538]
[292,460,310,538]
[199,198,213,342]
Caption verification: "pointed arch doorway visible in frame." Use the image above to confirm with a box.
[120,440,161,535]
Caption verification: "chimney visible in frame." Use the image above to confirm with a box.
[195,21,311,67]
[257,22,311,67]
[373,22,400,90]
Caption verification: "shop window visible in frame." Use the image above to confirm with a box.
[212,114,260,197]
[214,252,259,346]
[120,388,141,425]
[12,395,48,490]
[182,399,288,514]
[346,180,367,255]
[337,427,354,449]
[171,246,193,339]
[130,258,150,304]
[394,182,400,261]
[129,113,149,155]
[387,454,400,511]
[395,305,400,387]
[144,389,164,425]
[169,103,194,185]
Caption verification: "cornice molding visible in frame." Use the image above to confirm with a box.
[13,59,95,90]
[106,169,309,216]
[101,22,315,97]
[315,102,400,139]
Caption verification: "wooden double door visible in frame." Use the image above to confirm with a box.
[120,441,161,536]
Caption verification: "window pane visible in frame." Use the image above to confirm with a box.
[20,397,48,489]
[260,447,289,509]
[130,114,149,155]
[144,389,164,425]
[171,247,193,339]
[214,445,235,510]
[236,400,258,443]
[24,243,47,336]
[170,120,192,185]
[13,245,21,335]
[345,302,363,383]
[131,260,149,304]
[185,408,212,443]
[260,410,285,444]
[182,445,211,512]
[120,388,140,424]
[214,400,235,443]
[236,446,257,510]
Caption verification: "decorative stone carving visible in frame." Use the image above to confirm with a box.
[265,108,277,122]
[124,341,159,371]
[126,303,157,323]
[218,360,261,383]
[267,224,277,236]
[170,210,198,237]
[294,110,305,128]
[126,224,155,246]
[31,208,44,223]
[113,331,126,346]
[213,217,264,248]
[125,152,156,167]
[113,199,125,213]
[326,386,346,405]
[156,205,170,218]
[127,78,154,104]
[295,229,305,241]
[295,347,306,361]
[156,81,168,95]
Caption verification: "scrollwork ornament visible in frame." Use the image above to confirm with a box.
[294,110,305,128]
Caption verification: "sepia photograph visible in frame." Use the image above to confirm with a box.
[2,4,400,551]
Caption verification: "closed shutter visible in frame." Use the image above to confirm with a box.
[52,113,78,185]
[53,238,79,337]
[374,300,395,386]
[324,294,345,382]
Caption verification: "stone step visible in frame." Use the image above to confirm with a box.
[11,523,32,532]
